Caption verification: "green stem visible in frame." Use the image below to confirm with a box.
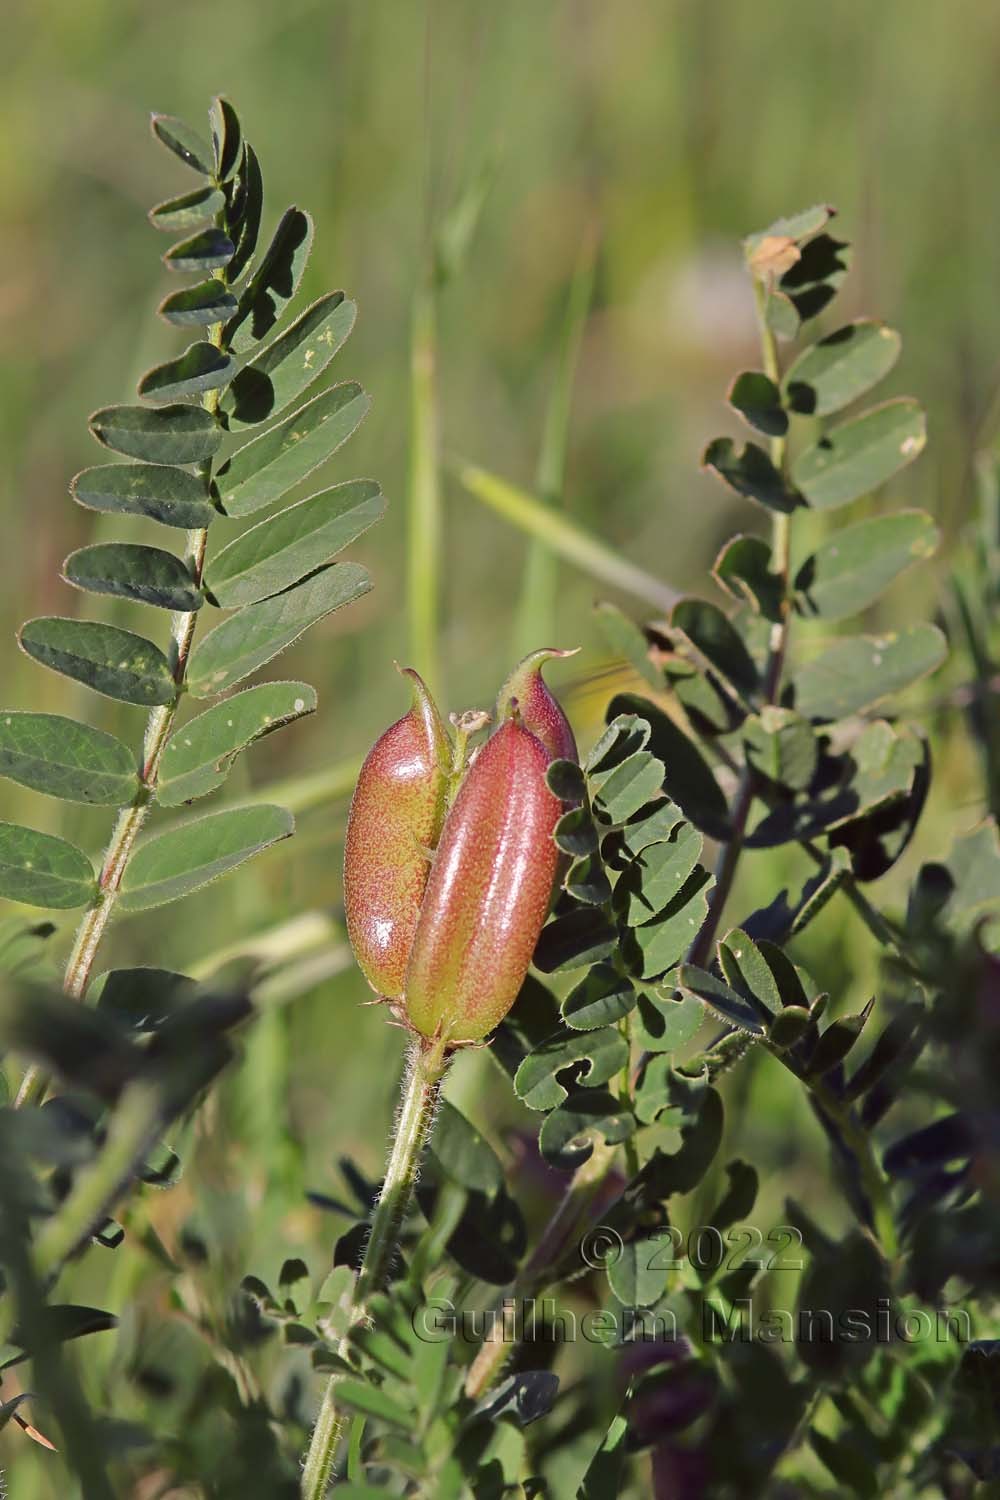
[810,1071,899,1261]
[301,1041,448,1498]
[407,280,443,700]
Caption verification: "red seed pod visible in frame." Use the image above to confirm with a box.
[494,648,578,765]
[404,718,562,1044]
[343,667,451,999]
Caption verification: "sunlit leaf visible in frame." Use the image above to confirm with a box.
[220,292,356,429]
[149,184,225,233]
[792,399,926,509]
[0,824,95,909]
[0,713,137,805]
[159,682,317,805]
[795,510,939,621]
[793,625,947,720]
[19,618,175,706]
[205,479,384,608]
[72,462,218,530]
[187,563,371,697]
[158,280,238,328]
[87,406,222,466]
[784,321,901,417]
[214,383,370,517]
[63,543,202,612]
[138,342,236,403]
[225,207,314,354]
[151,113,213,175]
[120,804,294,912]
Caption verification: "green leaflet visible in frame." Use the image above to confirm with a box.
[795,510,939,621]
[793,625,947,720]
[616,822,705,926]
[72,462,218,530]
[162,229,234,274]
[220,292,357,429]
[783,320,901,416]
[18,618,176,706]
[213,383,371,517]
[727,370,788,438]
[208,96,242,182]
[792,399,927,509]
[119,804,294,912]
[0,713,138,805]
[227,144,263,284]
[672,597,759,699]
[514,1027,629,1111]
[205,480,384,608]
[187,562,371,697]
[63,543,202,612]
[138,342,237,404]
[88,406,222,466]
[224,207,314,354]
[158,682,317,805]
[149,184,225,233]
[150,113,214,175]
[0,823,96,909]
[158,280,239,328]
[703,436,800,513]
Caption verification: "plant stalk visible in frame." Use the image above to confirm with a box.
[301,1040,448,1498]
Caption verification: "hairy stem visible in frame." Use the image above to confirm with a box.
[301,1041,448,1498]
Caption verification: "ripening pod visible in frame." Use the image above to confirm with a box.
[343,667,451,999]
[404,717,563,1044]
[494,648,578,764]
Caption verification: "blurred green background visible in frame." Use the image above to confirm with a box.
[1,0,998,1489]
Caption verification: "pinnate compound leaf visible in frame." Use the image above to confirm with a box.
[159,682,317,806]
[19,619,175,706]
[713,536,782,622]
[158,280,238,328]
[623,868,713,980]
[162,228,234,274]
[227,144,263,284]
[120,804,294,912]
[149,184,225,232]
[151,114,213,175]
[631,989,703,1053]
[718,928,782,1018]
[214,383,370,517]
[72,463,218,530]
[63,544,201,612]
[0,824,95,909]
[792,399,927,510]
[538,1088,635,1171]
[671,598,759,699]
[562,963,636,1031]
[727,371,788,437]
[743,707,817,791]
[703,437,800,513]
[607,695,730,840]
[784,321,901,417]
[205,480,384,608]
[793,625,947,721]
[606,1237,669,1307]
[675,965,766,1035]
[88,406,221,466]
[616,822,704,927]
[225,207,314,354]
[0,713,137,805]
[594,602,664,690]
[187,563,371,697]
[514,1026,628,1112]
[208,96,242,182]
[795,510,939,621]
[220,292,357,429]
[138,343,236,404]
[589,750,665,825]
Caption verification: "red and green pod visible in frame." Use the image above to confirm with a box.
[343,667,451,999]
[494,648,578,764]
[404,717,563,1044]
